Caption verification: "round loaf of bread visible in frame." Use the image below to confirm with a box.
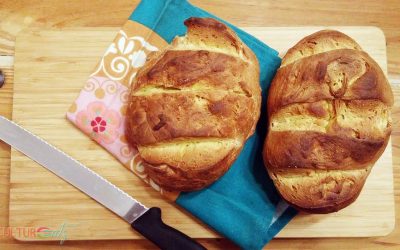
[126,18,261,191]
[263,30,393,213]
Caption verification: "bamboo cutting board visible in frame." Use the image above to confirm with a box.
[9,27,395,241]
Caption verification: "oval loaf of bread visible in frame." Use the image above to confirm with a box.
[263,30,394,213]
[126,18,261,191]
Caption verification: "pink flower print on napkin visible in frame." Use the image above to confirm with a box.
[91,116,107,133]
[75,101,121,145]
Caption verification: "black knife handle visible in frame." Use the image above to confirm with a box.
[132,207,207,250]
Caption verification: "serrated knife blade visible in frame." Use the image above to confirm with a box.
[0,116,205,250]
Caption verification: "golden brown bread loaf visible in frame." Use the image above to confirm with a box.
[263,30,393,213]
[126,17,261,191]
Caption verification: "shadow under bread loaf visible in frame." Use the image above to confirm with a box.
[264,30,394,214]
[126,17,261,191]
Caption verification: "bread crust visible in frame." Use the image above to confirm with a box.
[264,30,393,213]
[126,18,260,191]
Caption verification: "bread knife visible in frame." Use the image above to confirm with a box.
[0,116,206,250]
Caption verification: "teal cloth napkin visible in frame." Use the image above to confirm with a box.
[130,1,298,249]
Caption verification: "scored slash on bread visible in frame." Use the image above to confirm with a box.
[264,30,393,213]
[126,18,261,191]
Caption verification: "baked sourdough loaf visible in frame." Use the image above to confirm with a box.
[126,18,260,191]
[263,30,393,213]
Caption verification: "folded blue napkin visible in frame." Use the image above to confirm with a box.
[130,1,298,249]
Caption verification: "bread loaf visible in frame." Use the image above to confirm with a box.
[126,18,261,191]
[263,30,393,213]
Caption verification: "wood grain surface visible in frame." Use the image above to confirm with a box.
[0,1,399,249]
[9,27,395,241]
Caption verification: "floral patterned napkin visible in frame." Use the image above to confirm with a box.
[67,20,178,198]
